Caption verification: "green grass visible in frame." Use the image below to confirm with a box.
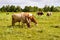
[0,12,60,40]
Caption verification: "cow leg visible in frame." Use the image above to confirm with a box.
[12,16,15,26]
[19,22,20,25]
[12,21,15,26]
[20,22,24,28]
[12,20,16,26]
[25,17,31,28]
[19,21,20,27]
[26,23,30,28]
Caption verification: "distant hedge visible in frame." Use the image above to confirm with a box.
[0,5,60,12]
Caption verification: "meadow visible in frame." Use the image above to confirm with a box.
[0,12,60,40]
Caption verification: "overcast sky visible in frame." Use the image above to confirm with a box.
[0,0,60,8]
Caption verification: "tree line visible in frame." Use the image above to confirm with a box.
[0,5,60,12]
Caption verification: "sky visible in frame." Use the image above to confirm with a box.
[0,0,60,8]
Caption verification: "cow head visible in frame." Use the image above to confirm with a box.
[25,14,37,27]
[29,16,37,25]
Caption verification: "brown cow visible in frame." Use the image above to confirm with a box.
[12,12,37,28]
[37,11,44,16]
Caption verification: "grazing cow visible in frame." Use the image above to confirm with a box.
[12,12,37,28]
[37,11,44,16]
[47,12,52,16]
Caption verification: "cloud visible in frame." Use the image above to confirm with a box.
[0,0,60,8]
[31,0,60,7]
[0,0,38,8]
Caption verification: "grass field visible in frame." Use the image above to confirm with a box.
[0,12,60,40]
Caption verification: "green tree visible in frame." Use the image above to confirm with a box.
[33,6,39,12]
[50,6,54,12]
[28,6,33,12]
[15,6,22,12]
[0,6,6,12]
[38,8,43,11]
[9,5,16,12]
[47,6,50,11]
[5,5,10,12]
[54,7,60,12]
[43,5,48,12]
[23,6,29,12]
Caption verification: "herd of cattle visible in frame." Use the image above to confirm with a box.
[12,12,52,28]
[37,11,52,16]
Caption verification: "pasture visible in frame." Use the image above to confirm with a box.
[0,12,60,40]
